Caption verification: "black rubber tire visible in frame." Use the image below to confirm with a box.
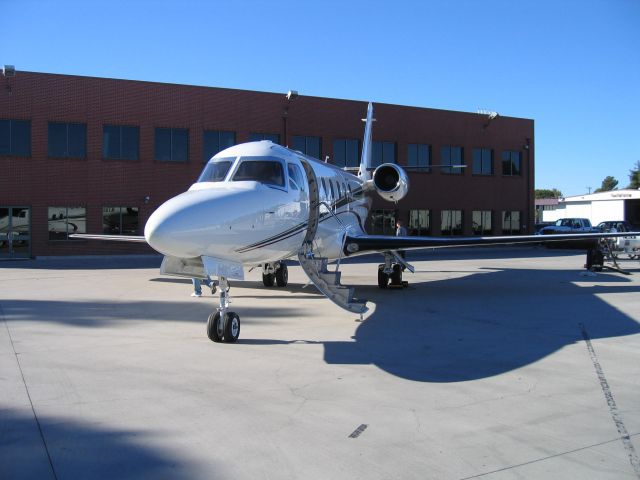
[206,312,224,342]
[275,263,288,287]
[390,264,403,285]
[223,312,241,343]
[262,273,275,287]
[377,265,389,289]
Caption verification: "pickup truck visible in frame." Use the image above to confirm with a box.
[538,218,599,235]
[537,218,599,249]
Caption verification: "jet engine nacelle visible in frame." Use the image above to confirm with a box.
[372,163,409,202]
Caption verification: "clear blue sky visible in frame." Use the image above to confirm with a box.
[3,0,639,196]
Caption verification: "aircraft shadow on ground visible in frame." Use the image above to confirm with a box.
[0,256,162,271]
[0,409,198,480]
[2,260,639,384]
[322,267,640,382]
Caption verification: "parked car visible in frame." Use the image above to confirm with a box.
[538,218,599,235]
[596,221,639,259]
[538,218,599,249]
[596,220,634,233]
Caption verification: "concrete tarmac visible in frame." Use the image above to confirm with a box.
[1,247,639,479]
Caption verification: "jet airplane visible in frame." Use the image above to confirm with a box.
[75,103,635,343]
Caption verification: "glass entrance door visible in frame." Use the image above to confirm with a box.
[0,207,31,259]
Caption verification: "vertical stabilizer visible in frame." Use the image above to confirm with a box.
[358,102,374,181]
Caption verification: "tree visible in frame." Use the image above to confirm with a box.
[594,176,618,193]
[629,161,640,189]
[535,188,563,199]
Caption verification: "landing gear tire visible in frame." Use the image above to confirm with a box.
[377,265,389,289]
[262,273,275,287]
[390,264,403,286]
[207,312,224,343]
[223,312,241,343]
[276,263,288,287]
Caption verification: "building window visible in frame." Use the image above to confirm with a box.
[472,210,492,235]
[407,144,431,171]
[440,146,464,174]
[369,209,396,235]
[249,132,280,144]
[441,210,463,235]
[333,139,360,168]
[155,128,189,162]
[0,119,31,156]
[203,130,235,162]
[102,207,139,235]
[502,150,521,176]
[502,210,521,235]
[409,209,430,235]
[472,148,493,175]
[292,135,321,159]
[48,122,86,158]
[372,141,396,167]
[103,125,139,160]
[48,207,86,240]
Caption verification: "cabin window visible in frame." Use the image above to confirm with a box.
[197,158,234,182]
[320,178,328,200]
[233,160,285,187]
[287,163,306,191]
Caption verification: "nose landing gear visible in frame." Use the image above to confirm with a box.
[206,276,241,343]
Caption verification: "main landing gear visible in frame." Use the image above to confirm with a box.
[206,276,240,343]
[377,253,409,289]
[262,261,288,287]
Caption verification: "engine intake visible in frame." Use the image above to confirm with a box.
[372,163,409,202]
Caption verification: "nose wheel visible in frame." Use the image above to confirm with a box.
[206,276,241,343]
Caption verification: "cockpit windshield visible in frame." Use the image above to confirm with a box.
[197,158,234,182]
[232,158,285,187]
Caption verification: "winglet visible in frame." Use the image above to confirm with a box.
[358,102,374,181]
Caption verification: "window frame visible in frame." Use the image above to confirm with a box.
[154,127,189,162]
[440,146,464,175]
[407,143,431,172]
[48,122,87,159]
[102,125,140,161]
[0,119,31,157]
[502,150,522,176]
[47,206,87,241]
[203,129,236,162]
[472,148,493,175]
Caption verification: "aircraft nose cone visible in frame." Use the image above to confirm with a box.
[144,191,207,258]
[144,206,183,257]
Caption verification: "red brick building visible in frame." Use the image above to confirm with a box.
[0,70,534,258]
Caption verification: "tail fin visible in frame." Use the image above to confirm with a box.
[358,102,374,181]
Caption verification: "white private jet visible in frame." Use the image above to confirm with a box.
[75,103,635,343]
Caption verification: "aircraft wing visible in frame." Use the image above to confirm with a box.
[70,233,147,242]
[343,231,638,256]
